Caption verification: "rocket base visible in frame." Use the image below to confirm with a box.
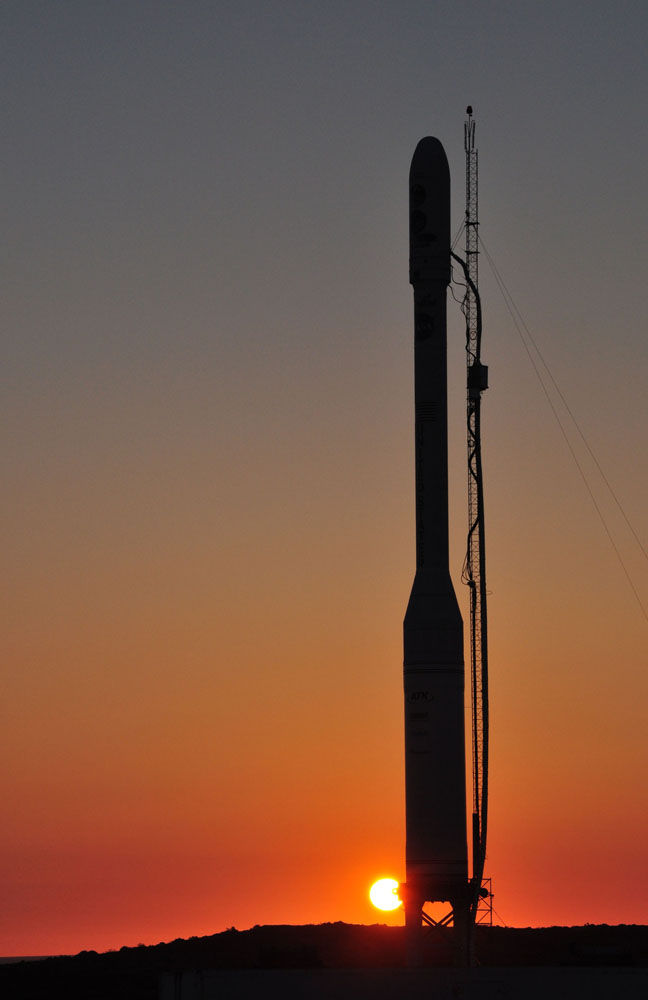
[404,888,471,967]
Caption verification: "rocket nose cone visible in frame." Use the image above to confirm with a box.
[409,137,450,198]
[409,137,450,274]
[410,136,449,178]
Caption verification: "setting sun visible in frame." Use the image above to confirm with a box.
[369,878,402,911]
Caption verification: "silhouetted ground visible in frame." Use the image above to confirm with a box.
[2,922,647,999]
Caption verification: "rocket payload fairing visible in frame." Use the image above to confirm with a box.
[403,138,469,939]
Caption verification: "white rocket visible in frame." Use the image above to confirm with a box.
[403,137,469,955]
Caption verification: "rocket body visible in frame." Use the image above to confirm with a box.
[404,138,468,915]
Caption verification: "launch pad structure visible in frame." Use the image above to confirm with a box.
[402,110,490,966]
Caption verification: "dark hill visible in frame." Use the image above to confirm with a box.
[2,922,647,999]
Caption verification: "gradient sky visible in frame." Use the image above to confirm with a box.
[2,1,647,956]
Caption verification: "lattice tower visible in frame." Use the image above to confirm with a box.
[461,107,489,919]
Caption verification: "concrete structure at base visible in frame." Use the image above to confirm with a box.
[159,966,648,1000]
[402,136,469,960]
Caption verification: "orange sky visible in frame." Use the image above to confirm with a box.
[3,2,648,957]
[3,469,646,954]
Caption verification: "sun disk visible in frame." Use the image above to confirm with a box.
[369,878,402,911]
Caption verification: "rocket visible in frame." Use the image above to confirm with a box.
[403,137,469,952]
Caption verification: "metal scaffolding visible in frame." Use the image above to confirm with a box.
[460,107,490,924]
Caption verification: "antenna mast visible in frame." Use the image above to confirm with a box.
[461,106,489,920]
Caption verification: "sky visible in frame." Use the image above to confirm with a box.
[2,0,647,957]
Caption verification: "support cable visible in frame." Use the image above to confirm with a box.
[479,237,648,565]
[480,237,648,624]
